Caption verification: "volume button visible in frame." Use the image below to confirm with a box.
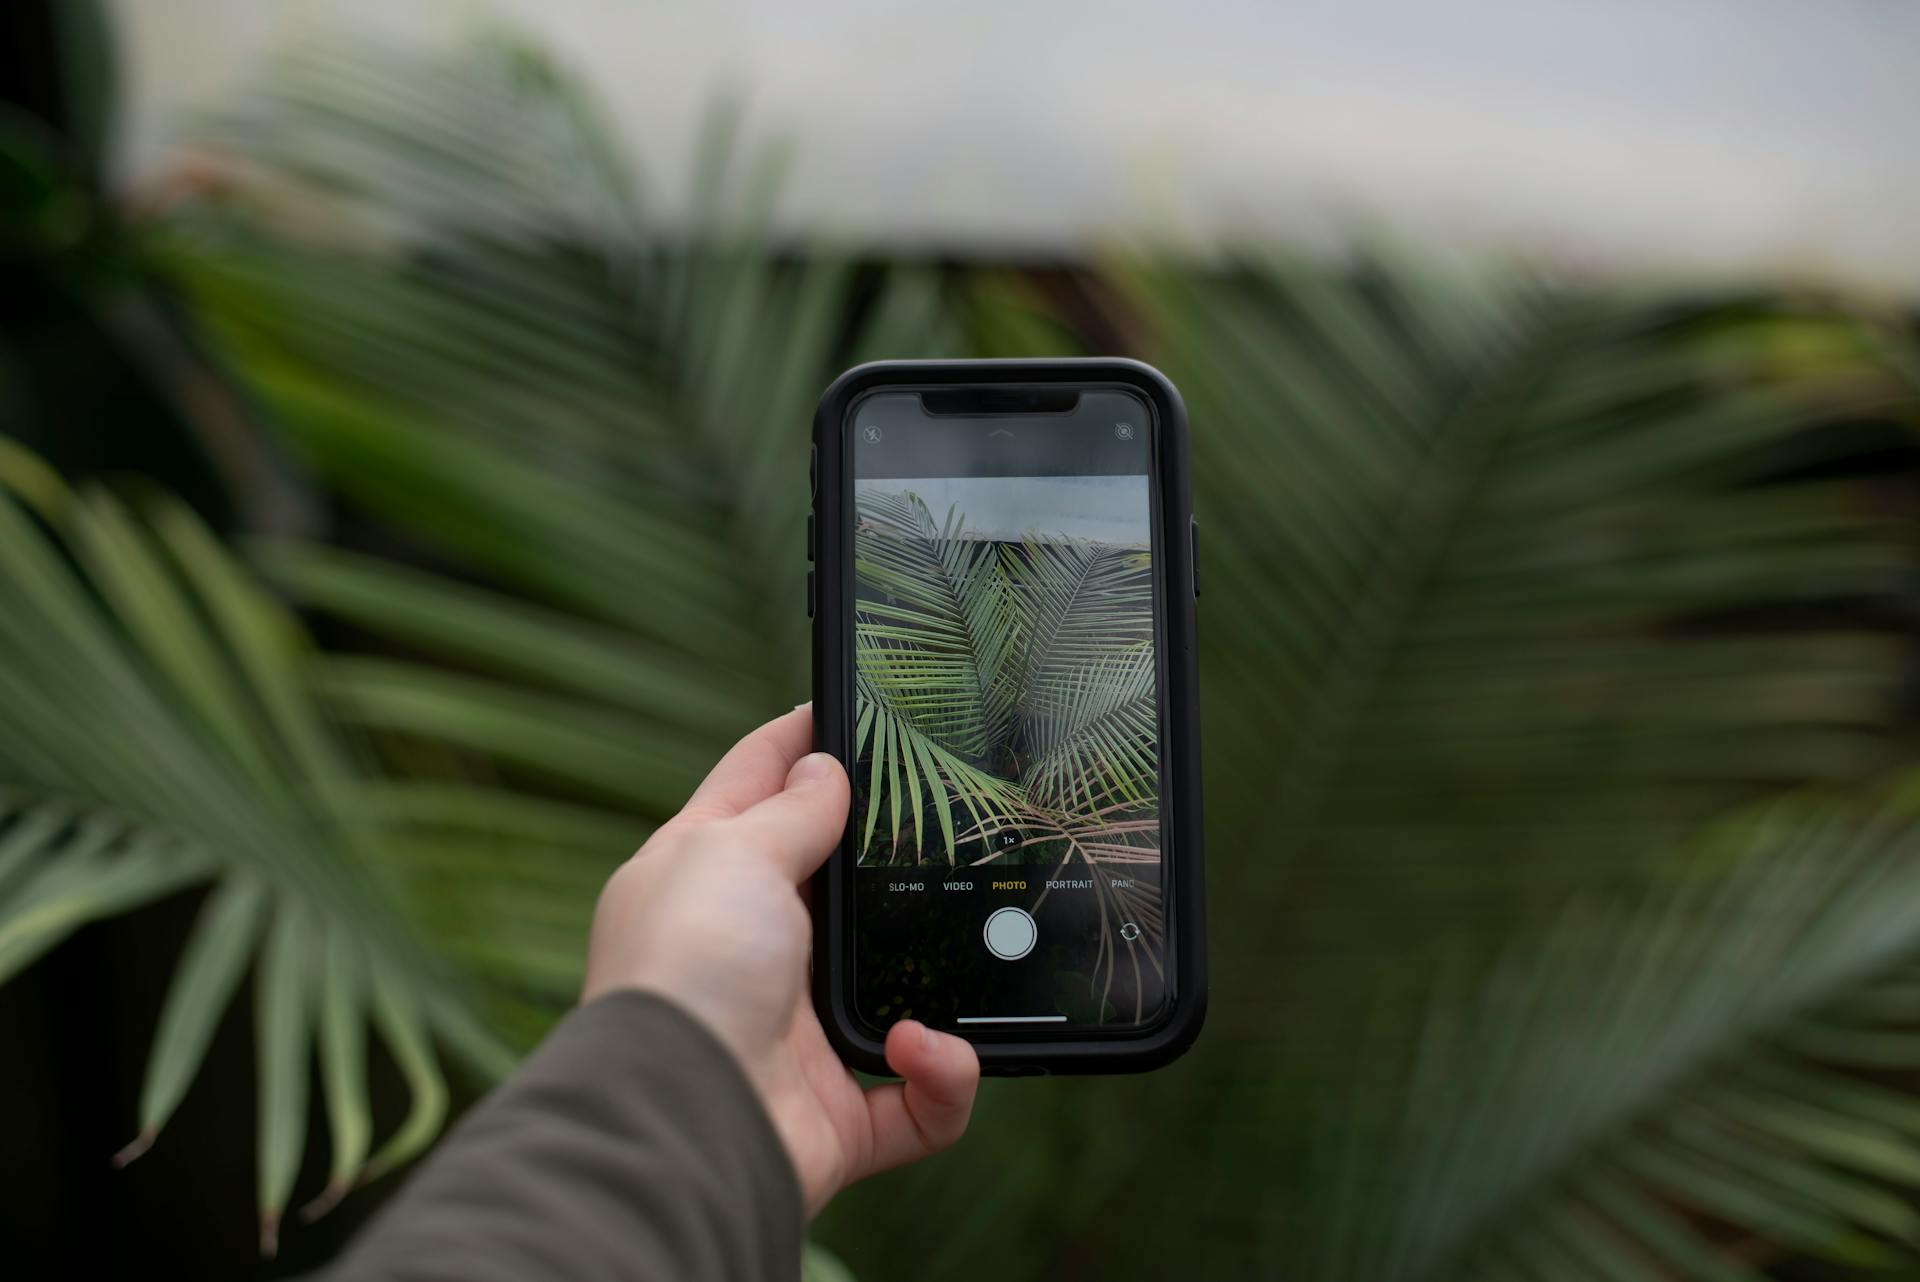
[807,512,816,563]
[806,569,815,618]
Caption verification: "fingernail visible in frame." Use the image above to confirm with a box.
[793,700,813,713]
[789,751,838,785]
[919,1022,934,1051]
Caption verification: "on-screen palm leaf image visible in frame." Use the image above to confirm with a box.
[854,490,1158,860]
[851,487,1165,1024]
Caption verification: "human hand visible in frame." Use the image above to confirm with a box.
[583,705,980,1214]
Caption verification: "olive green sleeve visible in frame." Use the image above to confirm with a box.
[328,990,804,1282]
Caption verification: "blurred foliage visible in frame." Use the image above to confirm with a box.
[9,23,1920,1281]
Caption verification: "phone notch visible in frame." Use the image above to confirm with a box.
[920,388,1081,416]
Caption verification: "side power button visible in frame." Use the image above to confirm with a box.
[1190,517,1200,598]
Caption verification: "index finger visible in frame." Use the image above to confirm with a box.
[677,704,815,822]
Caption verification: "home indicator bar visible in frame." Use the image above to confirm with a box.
[955,1015,1070,1024]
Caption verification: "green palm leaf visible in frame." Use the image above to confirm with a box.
[852,491,1033,860]
[160,41,963,843]
[1008,532,1158,810]
[1017,642,1158,812]
[856,490,1021,754]
[1129,262,1911,1011]
[1306,783,1920,1280]
[0,444,513,1245]
[852,492,1165,859]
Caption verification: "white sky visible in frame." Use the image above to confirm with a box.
[109,0,1920,292]
[858,477,1152,547]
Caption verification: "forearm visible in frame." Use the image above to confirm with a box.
[328,991,804,1282]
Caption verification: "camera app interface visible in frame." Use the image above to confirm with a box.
[848,388,1167,1032]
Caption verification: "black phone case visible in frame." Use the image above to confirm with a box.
[809,358,1206,1076]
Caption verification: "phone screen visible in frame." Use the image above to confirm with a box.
[846,387,1169,1033]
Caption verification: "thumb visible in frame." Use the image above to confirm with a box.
[727,751,850,881]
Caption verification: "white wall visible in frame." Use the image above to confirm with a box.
[858,476,1153,548]
[107,0,1920,291]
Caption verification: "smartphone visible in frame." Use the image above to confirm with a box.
[809,359,1205,1075]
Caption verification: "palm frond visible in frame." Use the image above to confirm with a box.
[857,491,1021,751]
[1007,532,1158,810]
[1007,532,1154,692]
[163,41,962,841]
[1306,783,1920,1281]
[1018,644,1158,812]
[1128,260,1914,1012]
[852,690,1025,864]
[0,796,209,984]
[851,491,1164,860]
[0,445,514,1241]
[851,491,1034,861]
